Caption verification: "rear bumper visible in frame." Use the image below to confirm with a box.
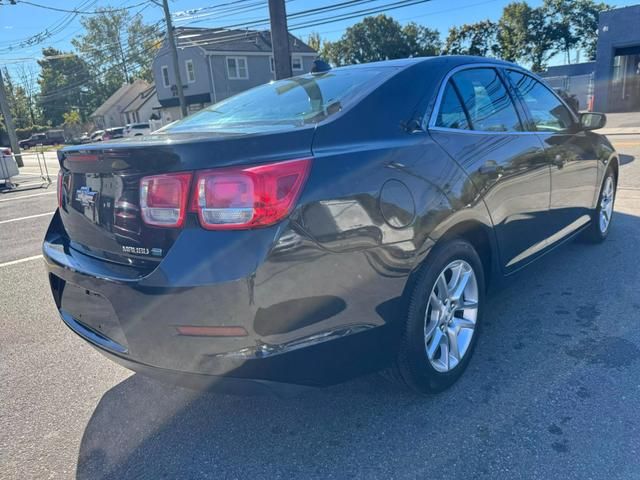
[61,311,314,396]
[43,210,408,388]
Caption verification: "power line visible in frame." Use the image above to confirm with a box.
[174,0,285,25]
[173,0,261,19]
[15,0,151,14]
[178,0,371,31]
[0,0,97,53]
[175,0,435,48]
[8,0,441,106]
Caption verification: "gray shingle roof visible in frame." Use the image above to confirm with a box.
[90,79,150,118]
[123,85,158,113]
[174,27,316,54]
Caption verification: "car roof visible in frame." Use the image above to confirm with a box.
[330,55,521,73]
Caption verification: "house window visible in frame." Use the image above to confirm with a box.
[270,55,304,73]
[161,66,170,88]
[185,59,196,83]
[226,56,248,79]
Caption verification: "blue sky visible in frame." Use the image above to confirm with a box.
[1,0,639,75]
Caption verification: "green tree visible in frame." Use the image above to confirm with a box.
[320,15,441,66]
[62,110,81,125]
[443,20,500,57]
[72,8,158,104]
[62,109,83,139]
[13,64,40,125]
[525,6,558,72]
[543,0,610,63]
[2,68,32,129]
[495,3,557,72]
[37,48,93,126]
[497,2,532,62]
[307,32,322,52]
[571,0,611,60]
[402,23,442,57]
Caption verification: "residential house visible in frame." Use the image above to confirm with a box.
[151,27,317,125]
[90,79,150,129]
[122,84,161,125]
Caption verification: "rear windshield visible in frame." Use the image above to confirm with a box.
[160,67,394,134]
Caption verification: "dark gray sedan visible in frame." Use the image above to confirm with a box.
[44,56,618,394]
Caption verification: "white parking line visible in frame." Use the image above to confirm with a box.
[0,212,54,224]
[0,255,43,268]
[0,191,56,202]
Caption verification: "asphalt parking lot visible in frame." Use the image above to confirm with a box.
[1,138,640,480]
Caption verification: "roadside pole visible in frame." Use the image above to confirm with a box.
[0,68,22,167]
[268,0,292,80]
[161,0,187,118]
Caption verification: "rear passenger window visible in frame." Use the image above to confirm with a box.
[507,71,574,133]
[436,83,469,130]
[451,68,522,132]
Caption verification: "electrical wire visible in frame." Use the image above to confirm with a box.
[15,0,151,15]
[174,0,434,49]
[7,0,441,104]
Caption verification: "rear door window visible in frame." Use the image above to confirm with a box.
[507,71,574,133]
[449,68,523,132]
[435,83,470,130]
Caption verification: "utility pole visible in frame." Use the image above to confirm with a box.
[268,0,292,80]
[161,0,187,118]
[116,36,131,84]
[0,68,22,167]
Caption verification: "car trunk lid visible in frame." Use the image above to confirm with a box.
[57,129,315,266]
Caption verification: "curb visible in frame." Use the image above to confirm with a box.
[600,128,640,135]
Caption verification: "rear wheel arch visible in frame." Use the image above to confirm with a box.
[608,155,619,182]
[436,221,494,288]
[401,219,495,309]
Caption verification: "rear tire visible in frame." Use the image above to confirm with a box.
[391,238,485,394]
[581,168,616,243]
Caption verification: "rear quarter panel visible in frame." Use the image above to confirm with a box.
[258,62,496,343]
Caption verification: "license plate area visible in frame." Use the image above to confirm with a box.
[57,279,128,349]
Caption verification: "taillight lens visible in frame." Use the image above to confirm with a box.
[192,158,311,230]
[140,173,192,227]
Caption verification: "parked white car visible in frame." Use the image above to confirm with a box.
[124,123,151,137]
[90,130,105,142]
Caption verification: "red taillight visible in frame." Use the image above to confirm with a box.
[1,148,11,156]
[191,158,311,230]
[140,173,192,228]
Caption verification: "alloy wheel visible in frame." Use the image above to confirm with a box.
[599,175,615,233]
[424,260,479,373]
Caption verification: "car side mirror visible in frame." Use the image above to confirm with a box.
[579,112,606,131]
